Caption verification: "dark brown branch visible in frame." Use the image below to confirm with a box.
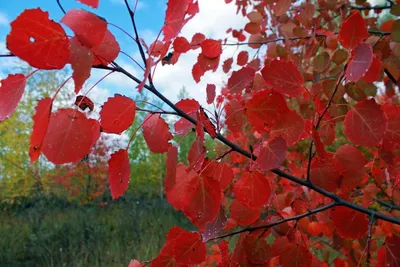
[384,68,398,85]
[56,0,66,14]
[208,202,337,241]
[108,62,400,226]
[136,107,178,115]
[375,198,400,211]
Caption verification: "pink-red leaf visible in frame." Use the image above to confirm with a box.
[163,0,197,42]
[100,94,136,134]
[0,74,26,122]
[261,59,305,97]
[29,97,53,162]
[344,99,388,147]
[173,36,191,53]
[361,56,382,83]
[108,149,131,199]
[69,37,93,93]
[77,0,99,8]
[234,170,271,208]
[92,29,120,65]
[338,12,369,49]
[273,0,291,16]
[42,109,100,164]
[61,9,107,48]
[237,51,249,66]
[7,8,70,70]
[174,99,200,135]
[143,114,173,153]
[345,43,373,82]
[256,137,287,170]
[227,67,256,94]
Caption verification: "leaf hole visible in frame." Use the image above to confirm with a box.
[29,36,35,43]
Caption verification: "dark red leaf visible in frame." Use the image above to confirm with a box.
[234,170,271,208]
[377,235,400,267]
[261,59,305,97]
[270,110,305,146]
[237,51,249,66]
[256,137,287,170]
[165,146,178,192]
[310,155,340,192]
[273,0,291,16]
[173,229,206,265]
[244,235,272,264]
[7,9,70,69]
[0,74,26,122]
[69,37,93,93]
[222,58,233,73]
[382,103,400,149]
[331,206,368,239]
[143,114,173,153]
[29,97,53,162]
[338,12,369,49]
[345,43,373,82]
[227,67,256,94]
[334,144,367,172]
[42,109,100,164]
[75,95,94,111]
[100,94,136,134]
[344,99,387,147]
[361,56,382,83]
[61,9,107,48]
[108,149,131,199]
[206,84,216,104]
[230,199,261,226]
[198,107,217,138]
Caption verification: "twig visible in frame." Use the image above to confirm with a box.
[207,202,337,241]
[384,68,398,85]
[375,198,400,211]
[366,213,375,267]
[56,0,66,14]
[135,107,178,115]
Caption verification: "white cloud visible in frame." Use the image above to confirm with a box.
[0,12,9,26]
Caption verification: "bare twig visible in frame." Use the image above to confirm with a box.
[366,213,375,266]
[136,107,178,115]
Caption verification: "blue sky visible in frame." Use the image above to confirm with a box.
[0,0,248,108]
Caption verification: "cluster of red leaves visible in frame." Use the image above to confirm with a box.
[2,0,400,266]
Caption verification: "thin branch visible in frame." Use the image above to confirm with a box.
[136,107,178,115]
[384,68,398,85]
[366,213,375,267]
[56,0,66,14]
[306,140,313,182]
[208,202,337,241]
[375,198,400,211]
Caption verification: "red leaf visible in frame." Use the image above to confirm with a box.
[206,84,216,104]
[234,170,271,208]
[222,58,233,73]
[340,168,367,192]
[244,235,272,264]
[237,51,249,66]
[312,128,328,158]
[230,199,261,226]
[174,230,206,265]
[70,37,93,93]
[270,110,305,146]
[191,33,205,46]
[137,57,154,92]
[42,109,100,164]
[77,0,99,8]
[202,161,233,190]
[108,149,131,199]
[192,62,204,83]
[273,0,291,16]
[173,36,191,53]
[331,206,368,239]
[338,12,369,49]
[382,103,400,149]
[143,114,173,153]
[75,95,94,111]
[377,235,400,267]
[345,43,373,82]
[163,0,197,42]
[280,244,312,267]
[29,97,53,162]
[344,99,388,147]
[92,29,120,65]
[361,56,382,83]
[198,107,217,138]
[256,137,287,170]
[182,175,221,229]
[7,9,70,70]
[225,99,245,134]
[166,164,197,210]
[261,59,305,97]
[174,99,200,135]
[201,39,222,58]
[0,74,26,122]
[100,94,136,134]
[245,90,288,133]
[227,67,256,94]
[165,146,178,192]
[334,144,367,172]
[61,9,107,48]
[309,155,340,192]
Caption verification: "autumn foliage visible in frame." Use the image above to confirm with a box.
[2,0,400,265]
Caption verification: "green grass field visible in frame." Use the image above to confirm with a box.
[0,196,192,267]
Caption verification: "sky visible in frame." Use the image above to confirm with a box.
[0,0,248,109]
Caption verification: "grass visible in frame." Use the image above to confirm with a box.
[0,195,192,267]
